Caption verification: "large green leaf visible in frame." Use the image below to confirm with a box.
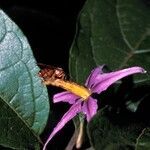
[87,107,150,150]
[69,0,150,84]
[0,10,49,149]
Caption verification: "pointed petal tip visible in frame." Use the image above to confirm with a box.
[92,66,147,94]
[143,70,147,73]
[43,143,47,150]
[43,101,82,150]
[132,66,147,74]
[141,68,147,73]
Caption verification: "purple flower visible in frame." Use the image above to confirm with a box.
[43,66,146,150]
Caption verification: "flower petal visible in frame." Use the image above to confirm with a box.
[82,97,98,122]
[43,101,82,150]
[92,66,146,94]
[53,91,79,104]
[85,65,105,88]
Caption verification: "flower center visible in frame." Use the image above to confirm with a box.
[43,79,91,100]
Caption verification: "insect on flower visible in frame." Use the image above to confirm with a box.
[38,63,66,82]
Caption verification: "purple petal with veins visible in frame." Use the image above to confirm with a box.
[82,97,98,122]
[85,65,105,88]
[43,101,82,150]
[43,65,146,150]
[92,66,146,94]
[53,91,79,104]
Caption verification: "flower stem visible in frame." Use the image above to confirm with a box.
[76,120,84,149]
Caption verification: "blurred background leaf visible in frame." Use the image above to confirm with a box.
[69,0,150,84]
[87,107,150,150]
[69,0,150,149]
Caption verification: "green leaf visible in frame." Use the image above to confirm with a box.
[69,0,150,84]
[0,10,49,149]
[87,107,150,150]
[0,98,40,149]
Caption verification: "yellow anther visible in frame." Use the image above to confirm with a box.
[43,79,91,100]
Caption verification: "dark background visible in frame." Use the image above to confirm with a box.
[1,1,150,150]
[0,0,86,69]
[0,0,86,149]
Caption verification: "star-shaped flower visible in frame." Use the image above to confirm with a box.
[43,66,146,150]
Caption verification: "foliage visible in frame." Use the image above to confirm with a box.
[69,0,150,149]
[0,10,49,149]
[0,0,150,149]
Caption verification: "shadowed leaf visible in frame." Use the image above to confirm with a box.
[87,107,150,150]
[69,0,150,84]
